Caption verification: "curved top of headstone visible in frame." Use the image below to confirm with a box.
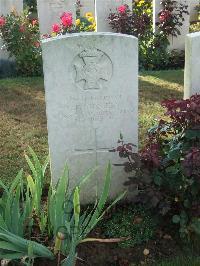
[186,31,200,39]
[42,32,138,45]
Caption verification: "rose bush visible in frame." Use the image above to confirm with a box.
[0,9,96,77]
[0,10,42,76]
[108,1,186,70]
[115,94,200,241]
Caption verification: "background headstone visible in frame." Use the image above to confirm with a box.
[0,0,23,15]
[37,0,76,35]
[184,32,200,99]
[189,0,199,22]
[0,0,23,75]
[80,0,95,17]
[42,32,138,203]
[95,0,132,32]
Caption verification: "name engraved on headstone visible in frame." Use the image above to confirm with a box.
[72,48,113,90]
[62,95,134,123]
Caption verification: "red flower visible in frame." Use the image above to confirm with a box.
[19,24,25,32]
[52,23,61,33]
[32,19,38,26]
[34,41,40,48]
[60,12,73,27]
[159,10,171,22]
[118,5,127,14]
[0,17,6,27]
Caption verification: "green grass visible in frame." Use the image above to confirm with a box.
[102,205,156,248]
[0,70,184,183]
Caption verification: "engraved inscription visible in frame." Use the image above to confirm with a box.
[72,48,113,90]
[61,95,135,124]
[49,0,64,10]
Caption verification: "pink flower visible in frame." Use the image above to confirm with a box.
[32,19,38,26]
[34,41,40,48]
[60,12,73,27]
[0,17,6,27]
[19,24,25,32]
[52,23,61,33]
[118,5,126,14]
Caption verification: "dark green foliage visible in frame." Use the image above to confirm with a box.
[102,206,156,248]
[24,0,37,13]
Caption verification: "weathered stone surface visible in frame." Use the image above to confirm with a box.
[37,0,76,34]
[0,0,23,15]
[184,32,200,99]
[95,0,132,32]
[42,33,138,203]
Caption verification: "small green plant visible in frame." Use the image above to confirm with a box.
[0,148,125,265]
[102,206,155,248]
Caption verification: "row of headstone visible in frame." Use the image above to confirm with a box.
[42,32,138,203]
[37,0,132,34]
[153,0,199,51]
[37,0,199,50]
[184,31,200,99]
[0,0,23,70]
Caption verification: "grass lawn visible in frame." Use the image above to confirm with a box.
[0,69,184,183]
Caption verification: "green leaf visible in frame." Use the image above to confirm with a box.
[73,187,80,232]
[153,174,162,186]
[172,215,180,224]
[185,129,200,139]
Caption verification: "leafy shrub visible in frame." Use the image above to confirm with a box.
[156,0,189,37]
[24,0,37,13]
[108,1,152,38]
[107,1,184,70]
[103,206,155,248]
[0,147,124,265]
[139,32,170,70]
[115,95,200,240]
[0,10,42,76]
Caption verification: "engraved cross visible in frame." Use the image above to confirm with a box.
[74,128,114,165]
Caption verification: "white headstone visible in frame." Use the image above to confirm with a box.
[0,0,23,69]
[42,33,138,203]
[80,0,95,17]
[184,32,200,99]
[0,0,23,15]
[153,0,160,32]
[153,0,190,51]
[189,0,199,22]
[95,0,132,32]
[37,0,76,35]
